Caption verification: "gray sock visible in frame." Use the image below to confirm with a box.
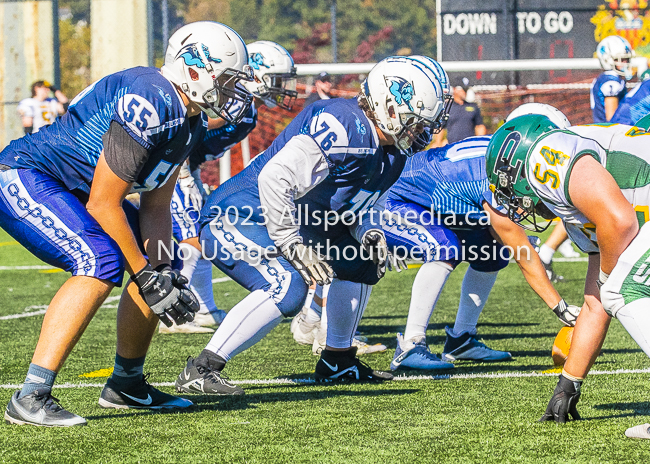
[20,363,57,398]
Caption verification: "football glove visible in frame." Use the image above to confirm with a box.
[386,252,408,273]
[539,374,582,423]
[132,263,199,327]
[552,299,581,327]
[282,242,334,286]
[362,229,389,279]
[178,173,203,210]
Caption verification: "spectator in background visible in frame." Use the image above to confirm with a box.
[304,71,333,106]
[434,77,486,146]
[17,81,68,134]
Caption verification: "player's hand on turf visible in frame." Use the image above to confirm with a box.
[178,174,203,210]
[132,263,200,327]
[282,242,334,286]
[552,299,581,327]
[362,230,389,279]
[539,374,582,423]
[386,252,408,273]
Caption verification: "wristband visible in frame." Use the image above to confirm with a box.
[599,269,609,284]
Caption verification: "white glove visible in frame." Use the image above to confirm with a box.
[178,174,203,210]
[552,299,581,327]
[281,242,334,286]
[387,253,408,273]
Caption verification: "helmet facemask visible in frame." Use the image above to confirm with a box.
[492,166,553,233]
[201,67,255,123]
[257,70,298,110]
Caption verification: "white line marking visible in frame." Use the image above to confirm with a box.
[0,296,123,321]
[1,367,648,389]
[0,265,55,271]
[212,276,232,283]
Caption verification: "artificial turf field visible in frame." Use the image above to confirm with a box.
[1,228,650,463]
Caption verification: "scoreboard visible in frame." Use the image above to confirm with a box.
[438,0,650,85]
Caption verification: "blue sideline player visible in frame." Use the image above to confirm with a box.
[1,21,252,427]
[165,41,298,333]
[173,56,449,395]
[611,71,650,126]
[385,103,582,371]
[591,35,635,123]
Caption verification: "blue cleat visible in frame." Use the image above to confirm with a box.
[390,333,455,371]
[441,326,513,362]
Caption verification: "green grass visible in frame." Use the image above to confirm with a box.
[0,229,649,463]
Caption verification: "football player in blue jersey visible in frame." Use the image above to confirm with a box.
[173,56,449,394]
[1,21,253,427]
[385,103,581,371]
[591,35,635,123]
[163,41,297,333]
[611,70,650,126]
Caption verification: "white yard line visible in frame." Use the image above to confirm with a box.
[0,265,55,271]
[1,367,648,389]
[0,296,123,321]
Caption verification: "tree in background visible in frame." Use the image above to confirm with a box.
[59,18,91,99]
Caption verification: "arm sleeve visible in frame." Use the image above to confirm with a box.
[258,134,330,249]
[349,190,389,242]
[102,120,151,183]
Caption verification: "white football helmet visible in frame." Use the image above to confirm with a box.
[243,41,298,110]
[409,55,452,132]
[506,103,571,129]
[359,56,445,154]
[597,35,635,80]
[161,21,254,122]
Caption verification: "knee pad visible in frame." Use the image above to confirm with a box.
[273,272,309,317]
[600,281,625,318]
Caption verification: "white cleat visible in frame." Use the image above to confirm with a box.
[291,310,320,345]
[625,423,650,439]
[192,310,227,327]
[158,320,215,334]
[558,240,580,258]
[311,327,385,356]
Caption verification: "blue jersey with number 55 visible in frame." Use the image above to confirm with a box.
[0,67,206,194]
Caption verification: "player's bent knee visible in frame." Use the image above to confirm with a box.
[600,282,626,318]
[273,273,309,317]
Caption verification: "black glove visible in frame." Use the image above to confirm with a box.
[539,374,582,423]
[552,299,581,327]
[282,242,334,286]
[132,264,199,327]
[362,230,389,279]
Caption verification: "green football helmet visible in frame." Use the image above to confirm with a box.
[485,114,560,231]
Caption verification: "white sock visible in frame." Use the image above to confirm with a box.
[304,285,324,324]
[190,258,219,314]
[453,268,498,335]
[325,279,371,348]
[616,299,650,357]
[403,261,453,342]
[178,243,201,282]
[538,244,555,264]
[205,289,283,361]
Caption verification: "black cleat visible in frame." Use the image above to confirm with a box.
[175,357,244,395]
[5,389,86,427]
[315,347,393,382]
[98,374,193,409]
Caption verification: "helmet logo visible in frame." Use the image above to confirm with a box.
[249,52,270,70]
[179,43,222,68]
[386,77,414,111]
[494,131,523,179]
